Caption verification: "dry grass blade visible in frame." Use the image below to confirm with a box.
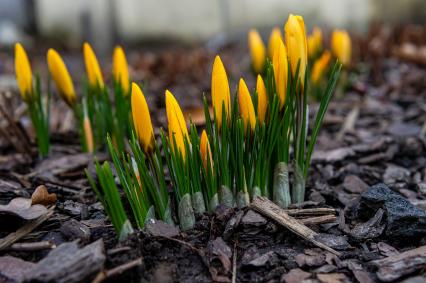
[0,207,54,251]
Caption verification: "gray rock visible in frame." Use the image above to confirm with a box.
[24,240,105,283]
[358,183,426,238]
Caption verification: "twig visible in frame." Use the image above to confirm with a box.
[92,258,142,283]
[337,105,359,140]
[107,246,131,255]
[0,98,33,156]
[299,215,337,225]
[0,207,54,250]
[231,241,237,283]
[285,207,336,217]
[251,197,340,256]
[7,241,56,251]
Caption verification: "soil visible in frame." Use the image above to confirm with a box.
[0,24,425,282]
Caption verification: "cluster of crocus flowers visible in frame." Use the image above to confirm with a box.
[331,29,351,67]
[88,13,342,239]
[15,43,50,156]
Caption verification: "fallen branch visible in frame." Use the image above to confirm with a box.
[285,207,336,217]
[337,105,359,140]
[7,241,56,251]
[92,258,142,283]
[299,215,337,225]
[231,241,237,283]
[251,197,340,256]
[0,207,54,251]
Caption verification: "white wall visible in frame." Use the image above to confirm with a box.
[35,0,424,47]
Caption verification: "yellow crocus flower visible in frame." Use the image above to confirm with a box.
[256,75,267,124]
[272,38,288,109]
[311,50,331,85]
[47,48,77,107]
[131,83,155,154]
[248,29,266,74]
[331,30,351,67]
[285,14,308,89]
[211,55,231,127]
[165,90,188,157]
[113,46,130,95]
[268,27,283,59]
[308,27,322,59]
[200,130,212,171]
[14,43,33,101]
[238,78,256,134]
[83,42,104,89]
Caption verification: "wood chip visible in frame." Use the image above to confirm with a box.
[0,207,54,251]
[372,245,426,282]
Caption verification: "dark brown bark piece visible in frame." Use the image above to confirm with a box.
[371,245,426,282]
[23,239,105,283]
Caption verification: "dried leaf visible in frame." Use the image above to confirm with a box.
[0,197,47,220]
[31,185,57,206]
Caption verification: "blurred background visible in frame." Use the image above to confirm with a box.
[0,0,425,51]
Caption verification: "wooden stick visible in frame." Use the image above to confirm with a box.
[285,208,336,217]
[92,258,142,283]
[299,215,337,225]
[232,242,237,283]
[251,197,340,256]
[0,207,54,251]
[7,241,56,251]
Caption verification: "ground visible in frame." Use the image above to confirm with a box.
[0,24,425,282]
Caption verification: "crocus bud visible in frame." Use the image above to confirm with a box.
[256,75,267,124]
[272,38,288,109]
[238,78,256,134]
[83,42,104,89]
[311,50,331,85]
[308,27,322,59]
[113,46,130,95]
[285,14,308,89]
[83,114,94,153]
[211,55,231,128]
[268,27,283,59]
[248,29,266,74]
[47,49,77,107]
[331,30,351,67]
[14,43,33,101]
[131,83,155,154]
[165,90,189,157]
[200,130,212,171]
